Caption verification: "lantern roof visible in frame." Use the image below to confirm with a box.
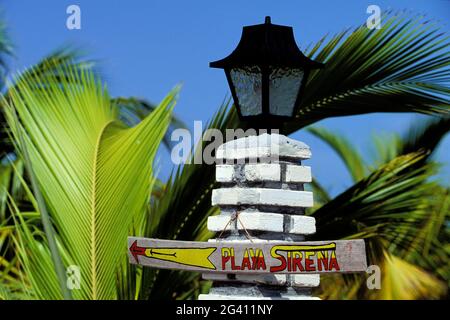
[210,16,323,69]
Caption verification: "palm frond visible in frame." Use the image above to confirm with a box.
[312,151,448,299]
[9,103,72,299]
[0,15,14,152]
[11,47,94,90]
[3,61,177,299]
[1,48,94,157]
[7,193,62,300]
[369,132,401,167]
[0,14,13,91]
[307,126,368,182]
[399,116,450,157]
[284,12,450,132]
[376,251,446,299]
[311,152,435,244]
[0,158,21,222]
[369,115,450,168]
[319,249,446,300]
[402,186,450,282]
[112,96,187,150]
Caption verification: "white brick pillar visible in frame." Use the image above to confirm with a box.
[198,133,320,300]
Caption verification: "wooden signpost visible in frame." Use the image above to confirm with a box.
[128,134,368,299]
[128,237,367,274]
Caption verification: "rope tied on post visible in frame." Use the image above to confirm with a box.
[217,211,254,242]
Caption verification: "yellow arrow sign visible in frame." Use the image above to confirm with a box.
[129,238,368,274]
[130,241,217,270]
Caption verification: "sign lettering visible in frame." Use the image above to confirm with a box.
[128,237,367,274]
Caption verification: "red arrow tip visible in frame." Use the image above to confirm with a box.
[130,240,146,263]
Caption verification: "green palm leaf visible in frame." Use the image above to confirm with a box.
[310,152,435,245]
[285,12,449,131]
[399,116,450,157]
[0,14,13,91]
[0,49,96,299]
[3,61,177,299]
[1,48,94,158]
[112,96,187,150]
[306,116,449,299]
[307,126,368,182]
[312,152,447,299]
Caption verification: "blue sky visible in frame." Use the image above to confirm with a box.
[2,0,449,196]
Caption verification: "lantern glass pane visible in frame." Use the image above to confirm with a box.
[269,67,304,116]
[230,66,262,116]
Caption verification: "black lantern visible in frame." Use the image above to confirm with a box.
[210,16,323,129]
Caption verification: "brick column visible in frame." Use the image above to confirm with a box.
[198,133,320,300]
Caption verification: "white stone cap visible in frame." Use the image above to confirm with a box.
[216,133,311,161]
